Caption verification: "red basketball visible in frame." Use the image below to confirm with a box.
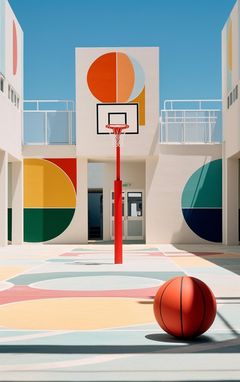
[153,276,216,338]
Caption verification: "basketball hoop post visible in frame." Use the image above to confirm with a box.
[105,124,129,264]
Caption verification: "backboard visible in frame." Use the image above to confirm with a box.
[97,103,139,134]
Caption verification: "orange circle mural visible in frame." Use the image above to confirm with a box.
[87,52,136,103]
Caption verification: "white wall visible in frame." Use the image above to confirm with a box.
[222,0,240,159]
[0,150,8,246]
[146,144,222,243]
[5,0,23,95]
[0,0,23,160]
[23,145,76,158]
[76,47,159,159]
[88,163,104,188]
[222,1,240,244]
[0,91,22,159]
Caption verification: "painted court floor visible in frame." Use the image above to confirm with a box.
[0,243,239,381]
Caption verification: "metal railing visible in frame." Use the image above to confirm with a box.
[23,100,76,145]
[160,99,222,143]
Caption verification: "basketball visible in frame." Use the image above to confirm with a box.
[153,276,216,338]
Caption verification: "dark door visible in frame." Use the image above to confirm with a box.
[88,189,103,240]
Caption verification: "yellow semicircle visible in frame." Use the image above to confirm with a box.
[24,159,76,208]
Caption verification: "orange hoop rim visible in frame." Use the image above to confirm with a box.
[105,124,129,134]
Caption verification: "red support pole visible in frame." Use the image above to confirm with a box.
[116,146,120,180]
[114,144,122,264]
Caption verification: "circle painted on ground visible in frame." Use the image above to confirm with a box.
[30,276,163,291]
[0,298,155,330]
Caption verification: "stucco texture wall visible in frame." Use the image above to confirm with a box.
[146,144,222,244]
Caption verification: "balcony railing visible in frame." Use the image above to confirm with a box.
[160,99,222,143]
[23,100,76,145]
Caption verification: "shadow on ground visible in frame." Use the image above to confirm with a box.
[0,334,239,354]
[174,244,240,277]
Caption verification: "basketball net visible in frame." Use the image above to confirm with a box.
[105,124,129,148]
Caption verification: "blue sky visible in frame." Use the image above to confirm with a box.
[10,0,236,108]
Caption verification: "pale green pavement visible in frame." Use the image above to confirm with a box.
[0,243,239,381]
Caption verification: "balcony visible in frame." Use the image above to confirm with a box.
[160,100,222,144]
[23,100,76,145]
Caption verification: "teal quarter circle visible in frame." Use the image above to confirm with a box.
[181,159,222,208]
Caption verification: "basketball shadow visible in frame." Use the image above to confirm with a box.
[145,333,240,353]
[145,333,212,344]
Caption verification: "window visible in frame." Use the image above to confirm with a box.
[227,85,238,109]
[6,82,20,109]
[0,77,4,92]
[127,192,143,217]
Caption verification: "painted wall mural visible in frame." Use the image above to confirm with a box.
[87,52,145,125]
[0,0,21,84]
[23,158,76,242]
[181,159,222,242]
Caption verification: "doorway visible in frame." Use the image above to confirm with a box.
[88,189,103,240]
[110,189,144,240]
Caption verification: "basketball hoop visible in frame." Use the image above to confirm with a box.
[105,124,129,147]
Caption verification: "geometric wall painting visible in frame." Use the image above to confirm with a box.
[45,158,77,191]
[130,86,145,125]
[181,159,222,242]
[23,158,76,242]
[87,52,145,126]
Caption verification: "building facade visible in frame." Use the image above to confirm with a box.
[0,0,23,246]
[22,48,223,245]
[1,0,238,246]
[222,0,240,245]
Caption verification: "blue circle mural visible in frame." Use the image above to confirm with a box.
[181,159,222,242]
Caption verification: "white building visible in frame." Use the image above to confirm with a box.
[0,0,23,246]
[1,0,238,246]
[222,0,240,245]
